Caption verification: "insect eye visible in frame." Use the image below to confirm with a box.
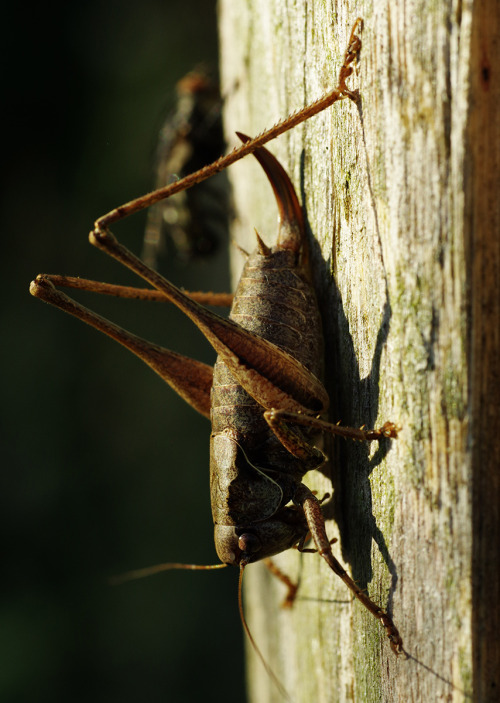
[238,532,261,554]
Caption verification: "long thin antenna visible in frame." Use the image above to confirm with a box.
[110,562,227,585]
[238,563,292,702]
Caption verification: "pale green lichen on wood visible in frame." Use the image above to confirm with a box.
[458,644,473,696]
[442,364,467,421]
[352,605,383,703]
[220,0,481,700]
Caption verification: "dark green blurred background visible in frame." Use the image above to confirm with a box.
[2,2,245,701]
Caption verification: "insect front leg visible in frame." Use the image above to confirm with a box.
[261,412,403,653]
[293,483,404,655]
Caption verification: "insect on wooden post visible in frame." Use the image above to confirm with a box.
[31,18,404,698]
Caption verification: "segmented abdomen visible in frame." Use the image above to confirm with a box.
[211,246,323,445]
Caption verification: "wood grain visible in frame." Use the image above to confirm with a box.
[219,1,499,701]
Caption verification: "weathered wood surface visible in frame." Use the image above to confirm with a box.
[218,1,500,701]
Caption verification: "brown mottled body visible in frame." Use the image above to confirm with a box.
[210,241,322,543]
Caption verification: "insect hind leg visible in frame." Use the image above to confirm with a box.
[30,274,214,418]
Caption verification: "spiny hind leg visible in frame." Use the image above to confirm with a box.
[30,275,214,418]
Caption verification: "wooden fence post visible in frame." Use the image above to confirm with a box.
[219,2,500,701]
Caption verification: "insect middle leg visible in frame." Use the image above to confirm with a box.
[265,408,399,443]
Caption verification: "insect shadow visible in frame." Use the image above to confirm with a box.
[297,140,399,620]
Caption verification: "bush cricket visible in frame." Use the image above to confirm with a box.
[30,17,403,696]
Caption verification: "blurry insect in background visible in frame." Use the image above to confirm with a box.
[142,69,230,267]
